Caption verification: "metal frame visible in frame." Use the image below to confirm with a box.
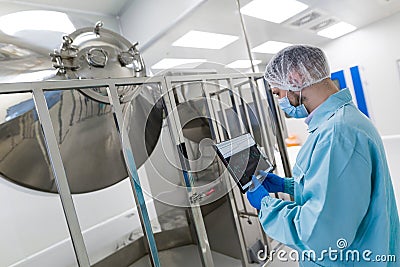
[207,77,272,265]
[32,88,91,267]
[0,72,291,267]
[162,73,281,266]
[161,77,215,267]
[0,76,164,267]
[206,81,250,267]
[107,84,160,267]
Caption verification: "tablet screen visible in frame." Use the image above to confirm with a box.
[214,133,273,193]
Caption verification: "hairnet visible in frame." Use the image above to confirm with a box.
[264,45,330,91]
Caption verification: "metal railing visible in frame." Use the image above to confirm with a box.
[0,72,291,266]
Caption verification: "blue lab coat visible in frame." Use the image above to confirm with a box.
[259,89,400,266]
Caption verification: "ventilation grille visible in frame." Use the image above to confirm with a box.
[290,11,322,27]
[310,18,337,31]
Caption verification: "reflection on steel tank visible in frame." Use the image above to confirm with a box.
[0,22,163,193]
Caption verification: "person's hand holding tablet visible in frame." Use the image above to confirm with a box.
[258,170,284,193]
[246,175,269,210]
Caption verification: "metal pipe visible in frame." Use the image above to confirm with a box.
[236,0,256,73]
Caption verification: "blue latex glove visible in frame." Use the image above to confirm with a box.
[259,170,285,193]
[246,175,269,210]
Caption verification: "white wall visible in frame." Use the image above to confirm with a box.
[0,170,159,267]
[322,12,400,136]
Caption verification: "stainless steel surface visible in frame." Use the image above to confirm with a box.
[107,84,160,267]
[162,76,215,267]
[0,34,56,83]
[50,21,146,80]
[0,23,163,193]
[228,78,247,135]
[94,226,193,267]
[128,245,259,267]
[32,88,90,267]
[0,76,165,266]
[249,77,274,163]
[50,22,147,103]
[206,84,249,267]
[203,195,248,265]
[0,71,288,266]
[159,73,279,266]
[202,75,278,266]
[254,78,277,167]
[0,88,162,193]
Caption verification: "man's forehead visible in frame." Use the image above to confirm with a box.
[271,87,285,94]
[269,82,280,89]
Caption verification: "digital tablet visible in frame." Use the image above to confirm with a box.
[213,133,274,194]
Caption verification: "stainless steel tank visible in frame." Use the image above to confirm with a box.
[0,22,163,193]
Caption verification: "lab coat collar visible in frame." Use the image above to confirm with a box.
[307,88,353,133]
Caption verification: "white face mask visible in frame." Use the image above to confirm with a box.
[278,90,308,118]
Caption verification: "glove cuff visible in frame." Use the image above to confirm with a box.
[283,178,294,196]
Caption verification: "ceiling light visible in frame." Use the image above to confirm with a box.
[251,41,292,54]
[240,0,309,23]
[317,22,357,39]
[172,30,239,49]
[226,60,262,69]
[0,10,75,35]
[151,58,207,69]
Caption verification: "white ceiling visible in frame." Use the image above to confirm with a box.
[139,0,400,73]
[0,0,130,16]
[1,0,400,75]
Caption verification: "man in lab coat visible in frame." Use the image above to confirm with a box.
[246,45,400,266]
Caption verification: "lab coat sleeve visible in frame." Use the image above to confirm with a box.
[258,133,372,252]
[283,178,294,195]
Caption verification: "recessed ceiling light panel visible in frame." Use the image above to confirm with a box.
[317,22,357,39]
[151,58,206,69]
[240,0,309,23]
[0,10,75,35]
[251,41,292,54]
[172,30,239,49]
[226,59,262,69]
